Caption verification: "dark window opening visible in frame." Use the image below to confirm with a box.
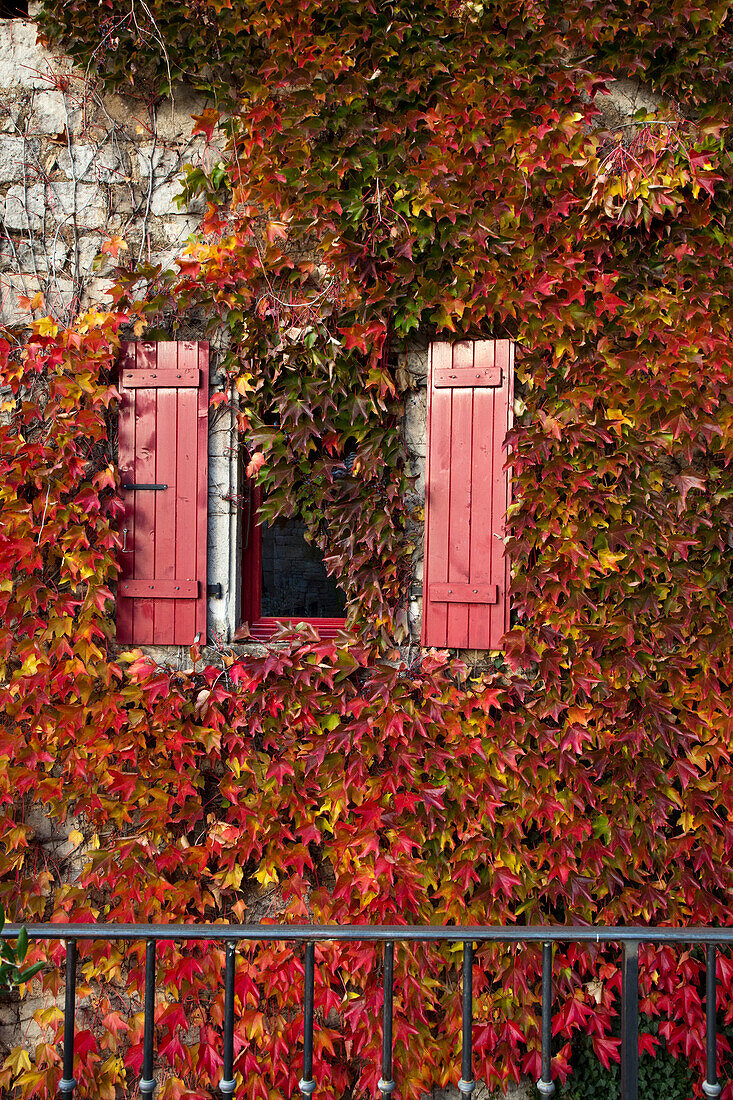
[260,518,346,618]
[239,482,347,639]
[0,1,28,17]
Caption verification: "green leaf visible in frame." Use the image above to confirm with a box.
[16,962,44,983]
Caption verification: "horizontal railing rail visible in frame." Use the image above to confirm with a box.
[2,923,731,1100]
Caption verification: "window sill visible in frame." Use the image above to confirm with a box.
[237,617,348,642]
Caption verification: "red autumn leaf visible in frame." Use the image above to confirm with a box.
[246,451,266,478]
[592,1033,620,1069]
[191,107,220,142]
[673,470,705,510]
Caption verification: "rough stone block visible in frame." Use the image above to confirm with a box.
[0,98,23,133]
[100,90,152,136]
[28,89,69,134]
[57,143,121,183]
[10,988,64,1053]
[14,238,68,274]
[154,87,207,141]
[137,143,179,179]
[75,232,105,273]
[2,182,43,230]
[162,214,201,245]
[0,134,36,182]
[405,344,429,382]
[0,20,61,90]
[52,181,107,228]
[0,272,39,324]
[149,176,197,217]
[0,271,75,324]
[25,805,68,844]
[405,390,427,456]
[148,245,187,273]
[595,78,664,129]
[4,180,107,230]
[82,275,115,305]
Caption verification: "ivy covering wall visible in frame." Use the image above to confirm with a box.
[0,0,732,1096]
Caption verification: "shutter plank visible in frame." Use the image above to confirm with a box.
[173,343,201,645]
[152,343,179,644]
[446,342,474,648]
[434,363,502,388]
[120,579,198,599]
[430,582,498,603]
[422,342,453,646]
[468,341,497,649]
[122,367,199,388]
[131,343,158,644]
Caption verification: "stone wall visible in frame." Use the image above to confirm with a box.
[0,4,210,325]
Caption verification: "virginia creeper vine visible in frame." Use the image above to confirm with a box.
[0,0,731,1096]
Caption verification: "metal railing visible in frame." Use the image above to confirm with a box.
[2,923,730,1100]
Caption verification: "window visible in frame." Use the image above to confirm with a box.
[238,482,347,641]
[116,340,346,647]
[115,338,511,650]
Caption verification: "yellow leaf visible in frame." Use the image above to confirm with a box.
[34,1006,63,1029]
[20,655,40,676]
[254,863,279,887]
[68,829,84,848]
[3,1047,31,1075]
[221,865,243,890]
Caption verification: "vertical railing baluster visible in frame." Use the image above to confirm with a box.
[703,944,722,1098]
[537,941,555,1097]
[58,938,77,1098]
[458,941,475,1097]
[139,939,157,1098]
[379,941,396,1099]
[219,940,237,1097]
[620,940,639,1100]
[299,941,316,1099]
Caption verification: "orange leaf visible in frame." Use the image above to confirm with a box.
[101,235,128,258]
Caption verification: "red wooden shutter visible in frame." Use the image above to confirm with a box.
[117,341,209,645]
[422,339,513,649]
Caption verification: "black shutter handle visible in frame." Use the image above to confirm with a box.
[121,483,168,491]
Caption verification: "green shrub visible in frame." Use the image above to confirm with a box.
[553,1028,694,1100]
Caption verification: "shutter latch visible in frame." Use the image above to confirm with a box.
[121,483,168,491]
